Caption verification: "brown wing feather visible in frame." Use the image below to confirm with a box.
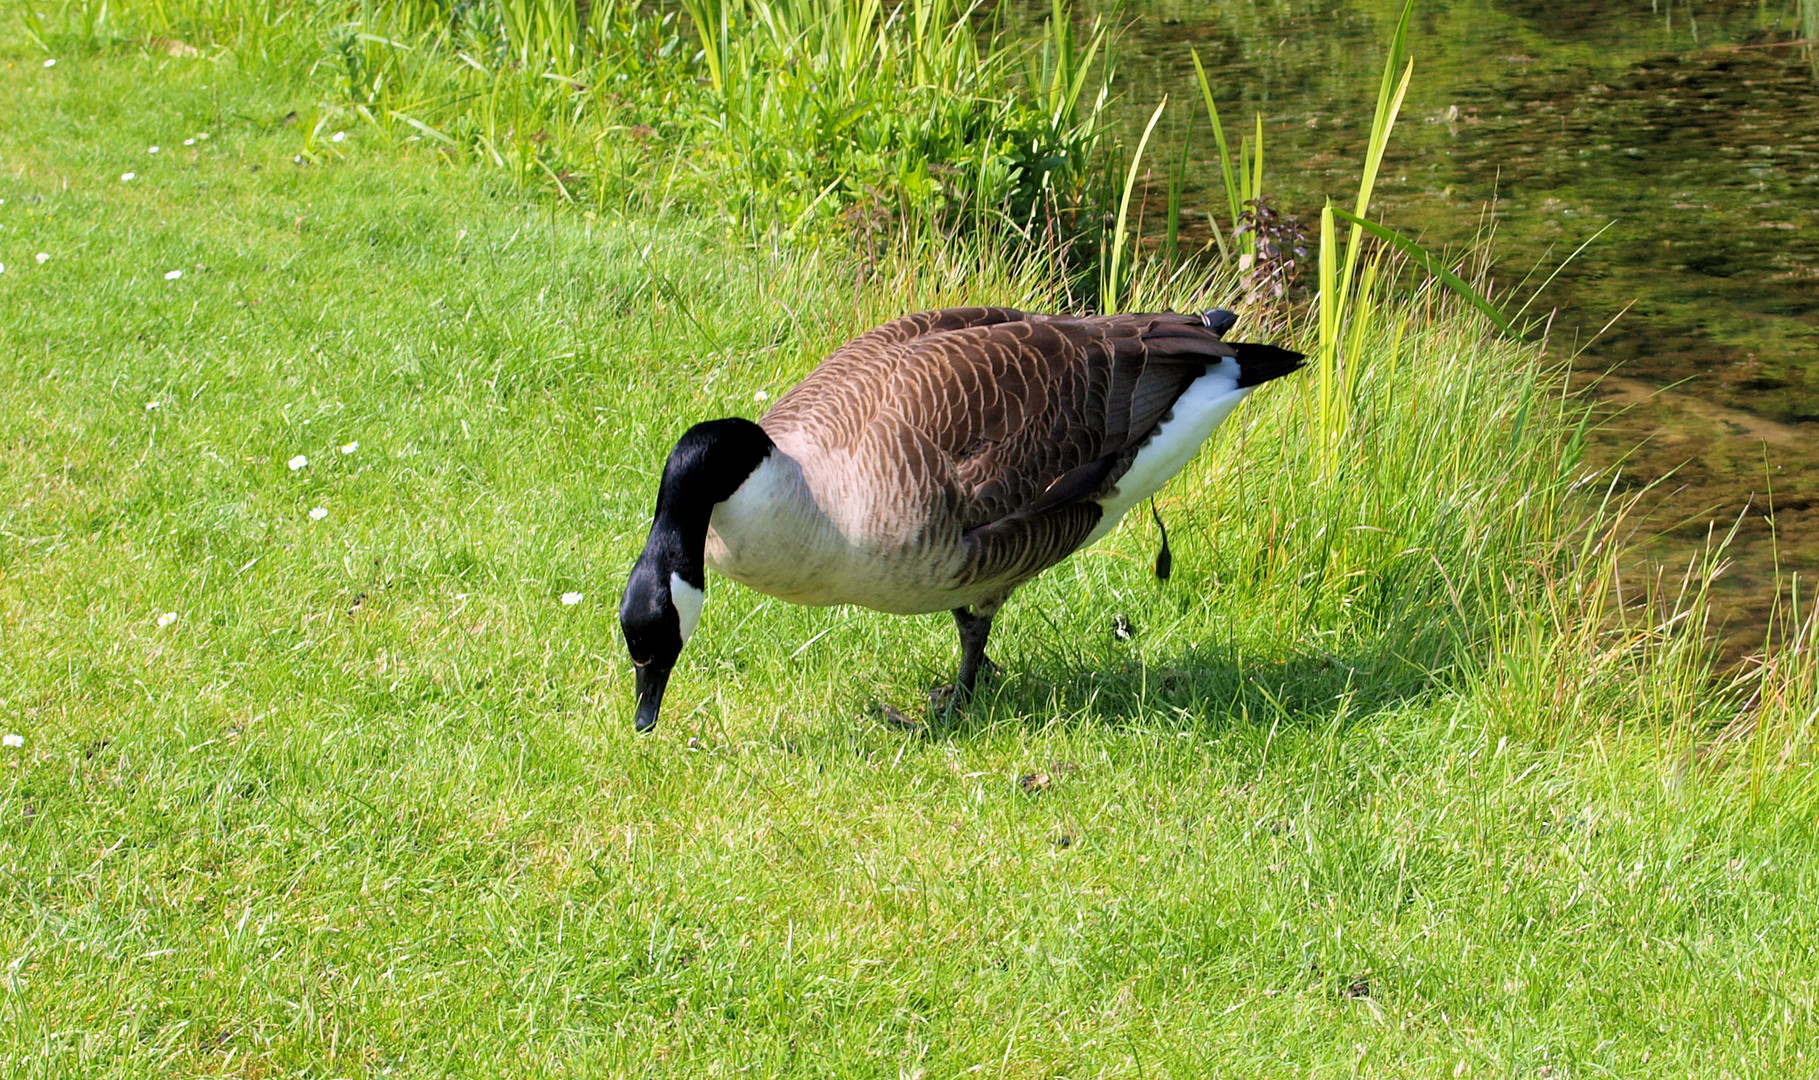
[930,315,1237,585]
[915,314,1235,524]
[763,307,1031,451]
[761,307,1239,591]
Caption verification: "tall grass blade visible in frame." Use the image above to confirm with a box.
[679,0,728,94]
[1312,0,1415,462]
[1166,112,1193,264]
[1510,219,1616,326]
[1343,250,1382,407]
[1102,96,1166,313]
[1041,0,1107,128]
[1250,111,1264,208]
[1189,48,1241,238]
[1330,208,1514,336]
[1317,202,1338,457]
[1803,0,1819,79]
[1334,0,1416,334]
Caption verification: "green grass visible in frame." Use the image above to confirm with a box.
[15,0,1115,242]
[3,27,1819,1080]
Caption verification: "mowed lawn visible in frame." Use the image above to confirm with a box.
[3,42,1818,1078]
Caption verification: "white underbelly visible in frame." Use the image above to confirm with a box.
[705,530,975,614]
[1082,362,1252,547]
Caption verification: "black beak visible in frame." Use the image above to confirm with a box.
[633,662,672,733]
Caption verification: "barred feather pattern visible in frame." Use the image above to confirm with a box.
[755,307,1249,605]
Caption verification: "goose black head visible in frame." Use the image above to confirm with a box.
[620,417,774,732]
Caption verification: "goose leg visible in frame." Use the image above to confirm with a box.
[914,596,1009,719]
[951,595,1006,697]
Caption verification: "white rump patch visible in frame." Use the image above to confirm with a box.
[670,572,705,642]
[1083,359,1252,546]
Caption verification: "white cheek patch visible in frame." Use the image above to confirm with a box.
[670,572,705,642]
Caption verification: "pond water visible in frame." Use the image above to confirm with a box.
[1106,0,1819,644]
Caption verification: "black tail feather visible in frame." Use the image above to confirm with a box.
[1232,343,1306,388]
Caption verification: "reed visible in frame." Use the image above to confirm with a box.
[1100,97,1167,314]
[1188,49,1259,262]
[1187,4,1510,473]
[1802,0,1819,77]
[663,0,1113,232]
[1116,3,1495,351]
[1308,0,1413,466]
[21,0,1115,237]
[1075,1,1819,777]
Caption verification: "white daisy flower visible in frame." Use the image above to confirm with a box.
[121,172,135,182]
[43,58,56,68]
[164,270,182,280]
[145,400,160,410]
[183,138,196,146]
[308,507,328,521]
[754,390,769,402]
[156,611,178,628]
[331,131,347,143]
[339,441,358,454]
[35,252,49,264]
[148,145,160,154]
[1,733,22,748]
[560,591,583,606]
[288,454,307,471]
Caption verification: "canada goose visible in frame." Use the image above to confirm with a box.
[619,306,1303,731]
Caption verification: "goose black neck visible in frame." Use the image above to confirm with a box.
[641,418,775,585]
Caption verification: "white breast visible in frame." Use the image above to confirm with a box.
[702,449,972,613]
[703,453,854,605]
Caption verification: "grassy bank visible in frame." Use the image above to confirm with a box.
[3,12,1819,1079]
[16,0,1114,244]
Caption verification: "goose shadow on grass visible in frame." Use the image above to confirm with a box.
[891,626,1464,740]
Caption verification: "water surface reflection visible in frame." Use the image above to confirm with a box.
[1105,0,1819,641]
